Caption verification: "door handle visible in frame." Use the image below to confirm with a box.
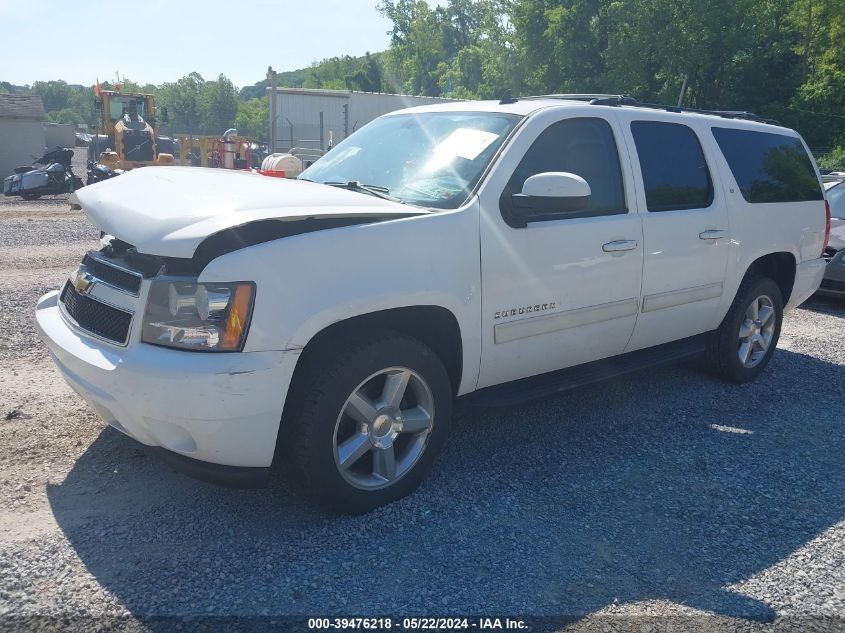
[602,239,638,252]
[699,229,727,240]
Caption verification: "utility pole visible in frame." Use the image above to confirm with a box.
[267,66,278,152]
[677,73,689,107]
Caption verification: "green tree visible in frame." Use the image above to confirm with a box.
[235,98,269,140]
[31,80,71,111]
[199,74,239,134]
[787,0,845,147]
[305,56,364,89]
[66,85,98,127]
[378,0,513,98]
[818,146,845,169]
[346,53,385,92]
[47,108,84,125]
[158,72,204,135]
[379,0,448,95]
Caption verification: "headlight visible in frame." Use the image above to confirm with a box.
[142,279,255,352]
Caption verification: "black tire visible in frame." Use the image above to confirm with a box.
[286,331,452,514]
[706,275,783,383]
[21,192,40,201]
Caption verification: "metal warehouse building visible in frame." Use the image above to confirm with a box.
[267,88,455,153]
[0,95,47,180]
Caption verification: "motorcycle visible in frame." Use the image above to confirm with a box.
[3,146,84,200]
[86,160,123,185]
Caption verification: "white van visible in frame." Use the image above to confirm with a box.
[36,95,830,512]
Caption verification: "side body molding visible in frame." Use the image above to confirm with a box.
[642,283,723,314]
[494,298,640,344]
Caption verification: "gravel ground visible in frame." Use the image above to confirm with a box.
[0,189,843,632]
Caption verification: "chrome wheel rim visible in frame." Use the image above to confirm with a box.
[738,294,776,368]
[333,367,434,490]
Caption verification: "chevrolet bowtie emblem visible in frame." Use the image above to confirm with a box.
[72,269,95,295]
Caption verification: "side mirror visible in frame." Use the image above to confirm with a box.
[160,106,169,124]
[510,172,591,226]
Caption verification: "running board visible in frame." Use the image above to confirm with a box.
[463,334,708,408]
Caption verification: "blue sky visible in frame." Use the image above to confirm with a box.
[0,0,437,88]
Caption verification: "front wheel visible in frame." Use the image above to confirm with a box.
[21,192,41,201]
[287,332,452,513]
[707,275,783,383]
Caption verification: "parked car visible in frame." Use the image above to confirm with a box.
[35,96,829,513]
[74,132,92,147]
[818,176,845,298]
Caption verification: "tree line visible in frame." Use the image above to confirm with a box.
[372,0,844,166]
[5,75,257,139]
[2,51,385,142]
[4,0,844,166]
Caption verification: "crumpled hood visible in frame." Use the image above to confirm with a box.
[72,166,423,258]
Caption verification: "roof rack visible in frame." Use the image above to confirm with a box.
[520,94,628,102]
[587,95,780,125]
[517,93,780,125]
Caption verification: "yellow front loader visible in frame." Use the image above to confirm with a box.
[88,89,175,171]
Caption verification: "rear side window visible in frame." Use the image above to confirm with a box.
[711,127,823,203]
[631,121,714,212]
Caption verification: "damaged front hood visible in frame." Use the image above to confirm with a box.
[72,166,425,258]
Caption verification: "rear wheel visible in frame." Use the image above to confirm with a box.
[707,275,783,383]
[21,192,40,201]
[287,331,452,513]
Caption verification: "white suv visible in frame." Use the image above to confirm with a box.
[36,95,830,512]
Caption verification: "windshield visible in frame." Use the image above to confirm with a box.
[108,96,148,121]
[299,111,522,209]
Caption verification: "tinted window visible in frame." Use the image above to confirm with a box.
[711,127,823,203]
[631,121,713,212]
[500,117,626,225]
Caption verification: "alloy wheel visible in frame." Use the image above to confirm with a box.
[737,294,776,368]
[333,367,435,490]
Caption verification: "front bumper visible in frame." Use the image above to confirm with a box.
[785,256,828,310]
[36,291,299,482]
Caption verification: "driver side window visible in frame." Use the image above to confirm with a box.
[500,117,627,227]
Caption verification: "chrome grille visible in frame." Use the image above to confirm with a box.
[60,281,133,345]
[81,252,142,295]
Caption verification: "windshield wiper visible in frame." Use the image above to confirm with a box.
[323,181,403,203]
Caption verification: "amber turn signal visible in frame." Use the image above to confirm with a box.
[223,284,255,350]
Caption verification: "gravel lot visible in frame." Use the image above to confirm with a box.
[0,185,843,632]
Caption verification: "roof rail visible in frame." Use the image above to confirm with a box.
[520,93,629,102]
[586,95,780,125]
[512,93,780,125]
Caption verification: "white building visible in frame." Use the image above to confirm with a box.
[267,88,455,153]
[43,122,75,149]
[0,95,47,178]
